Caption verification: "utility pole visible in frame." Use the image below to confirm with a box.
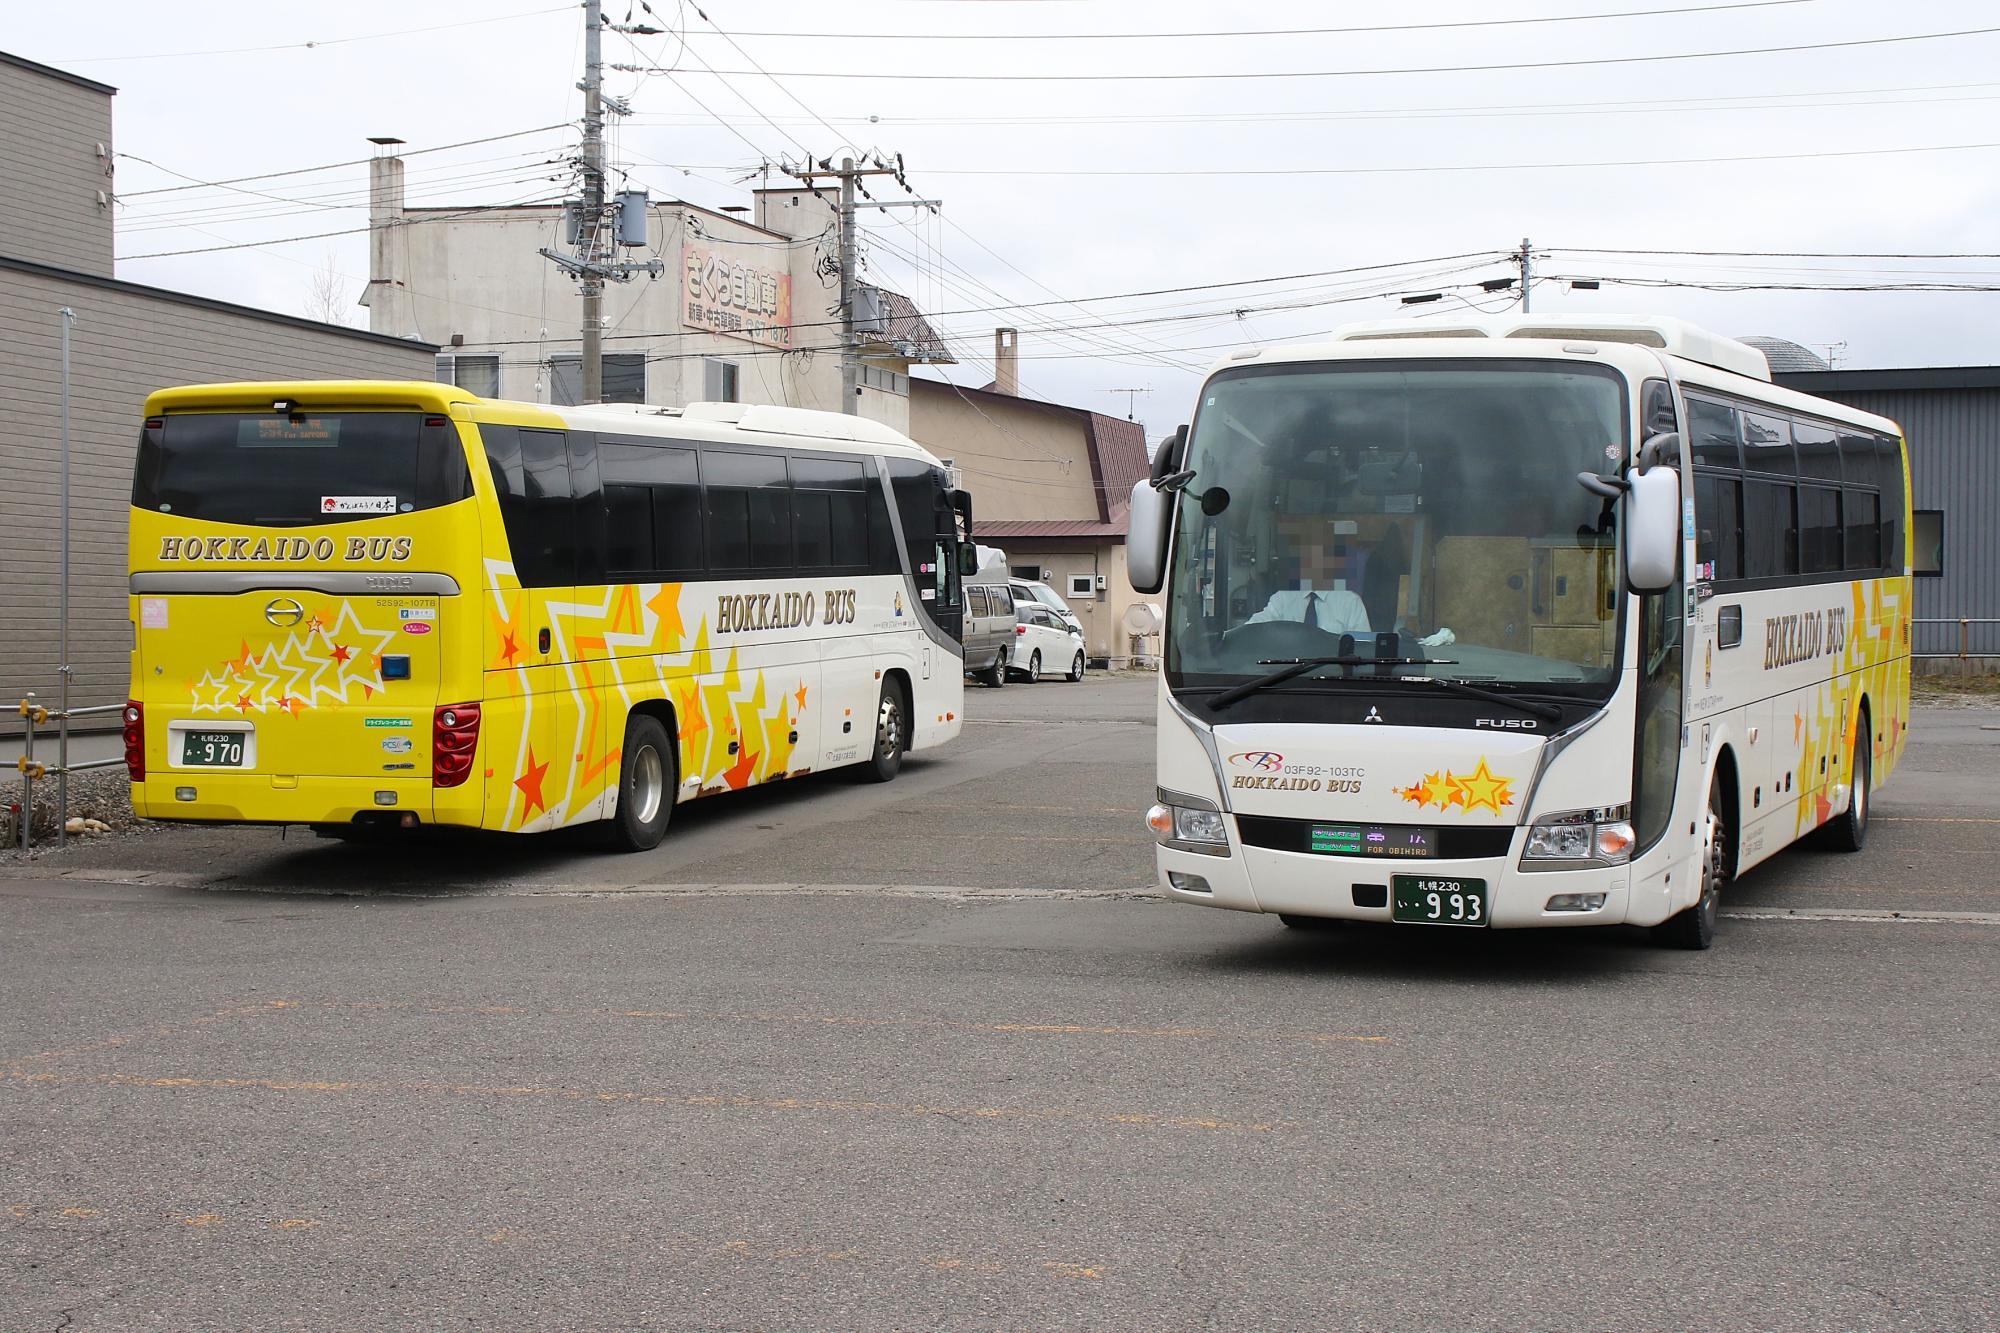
[1517,237,1534,313]
[785,156,940,415]
[539,0,662,403]
[580,0,605,404]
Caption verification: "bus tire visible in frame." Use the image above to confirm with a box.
[1655,787,1726,950]
[857,680,906,783]
[980,649,1007,688]
[1819,729,1870,852]
[606,714,674,852]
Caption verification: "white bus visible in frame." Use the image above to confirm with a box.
[1129,316,1911,947]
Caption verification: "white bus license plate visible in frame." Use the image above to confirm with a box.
[180,729,250,768]
[1391,875,1488,927]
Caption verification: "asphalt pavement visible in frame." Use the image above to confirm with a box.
[2,672,1995,1330]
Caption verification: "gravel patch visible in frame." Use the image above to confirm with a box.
[0,767,156,859]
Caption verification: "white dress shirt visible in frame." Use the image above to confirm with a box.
[1244,588,1372,635]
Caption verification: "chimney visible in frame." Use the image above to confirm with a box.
[364,140,407,337]
[994,328,1019,396]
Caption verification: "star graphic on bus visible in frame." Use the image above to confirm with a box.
[1399,760,1514,814]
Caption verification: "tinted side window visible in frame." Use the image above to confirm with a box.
[481,425,576,588]
[1878,437,1906,571]
[1844,489,1881,572]
[1741,412,1795,475]
[1686,397,1741,468]
[1794,421,1841,481]
[602,441,703,576]
[792,455,870,570]
[1799,485,1842,574]
[604,484,653,574]
[704,450,790,572]
[1744,479,1797,579]
[967,586,990,617]
[888,457,960,611]
[1695,470,1743,582]
[989,586,1015,615]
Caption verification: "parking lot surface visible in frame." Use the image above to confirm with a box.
[2,674,1995,1329]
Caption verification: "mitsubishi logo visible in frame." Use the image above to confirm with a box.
[264,596,306,628]
[1363,705,1385,724]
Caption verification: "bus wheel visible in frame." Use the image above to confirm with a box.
[1819,730,1870,852]
[980,649,1007,688]
[857,681,906,783]
[1656,789,1726,950]
[606,715,673,852]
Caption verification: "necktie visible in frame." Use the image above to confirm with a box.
[1304,592,1320,628]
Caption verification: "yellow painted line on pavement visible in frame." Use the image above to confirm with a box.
[2,1068,1279,1134]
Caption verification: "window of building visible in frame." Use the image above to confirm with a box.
[550,354,646,406]
[436,353,500,398]
[1068,574,1097,600]
[860,364,908,396]
[703,358,740,403]
[1913,510,1944,576]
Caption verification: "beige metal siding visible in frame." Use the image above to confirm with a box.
[0,265,435,726]
[0,55,116,277]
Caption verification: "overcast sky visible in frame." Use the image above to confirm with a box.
[15,0,2000,440]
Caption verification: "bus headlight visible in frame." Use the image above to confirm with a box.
[1145,801,1231,856]
[1521,805,1634,869]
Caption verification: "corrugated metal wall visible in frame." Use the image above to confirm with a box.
[1809,388,2000,660]
[0,264,435,731]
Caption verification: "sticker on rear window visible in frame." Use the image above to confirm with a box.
[321,495,396,515]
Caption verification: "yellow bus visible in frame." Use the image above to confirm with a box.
[124,381,971,849]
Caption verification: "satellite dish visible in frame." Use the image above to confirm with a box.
[1122,601,1162,635]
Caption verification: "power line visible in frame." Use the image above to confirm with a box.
[719,1,1811,42]
[116,190,572,261]
[54,4,572,63]
[118,125,573,198]
[1559,246,2000,259]
[907,140,2000,177]
[683,25,2000,83]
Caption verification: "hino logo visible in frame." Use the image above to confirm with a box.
[1475,718,1540,729]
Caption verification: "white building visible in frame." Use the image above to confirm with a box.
[361,156,951,431]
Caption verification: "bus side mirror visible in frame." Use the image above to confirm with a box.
[1128,479,1171,594]
[958,545,979,577]
[1625,466,1680,594]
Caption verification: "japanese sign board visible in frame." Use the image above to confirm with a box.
[683,244,793,349]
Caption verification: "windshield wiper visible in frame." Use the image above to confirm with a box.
[1374,675,1565,722]
[1210,656,1453,709]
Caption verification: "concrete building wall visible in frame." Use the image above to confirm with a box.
[909,381,1101,523]
[0,53,116,278]
[0,259,435,724]
[370,182,918,434]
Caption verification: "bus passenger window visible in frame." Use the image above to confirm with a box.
[1743,480,1797,580]
[1694,471,1742,582]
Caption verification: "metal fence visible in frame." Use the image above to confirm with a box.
[1912,618,2000,662]
[11,692,126,853]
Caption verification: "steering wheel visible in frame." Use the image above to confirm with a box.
[1218,619,1358,660]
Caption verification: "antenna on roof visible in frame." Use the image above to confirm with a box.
[1105,387,1152,421]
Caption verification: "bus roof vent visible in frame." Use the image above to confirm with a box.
[1497,314,1771,380]
[1332,320,1493,342]
[679,401,752,423]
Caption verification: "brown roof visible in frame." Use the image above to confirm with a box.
[976,518,1131,540]
[861,286,955,364]
[914,379,1154,530]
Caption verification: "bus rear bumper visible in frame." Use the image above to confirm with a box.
[1156,843,1635,929]
[131,773,467,828]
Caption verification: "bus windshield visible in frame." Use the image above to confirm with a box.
[1165,360,1628,701]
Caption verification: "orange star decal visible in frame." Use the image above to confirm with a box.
[794,681,809,713]
[675,682,707,742]
[647,584,685,644]
[236,695,253,713]
[515,747,551,816]
[498,629,521,667]
[722,745,759,790]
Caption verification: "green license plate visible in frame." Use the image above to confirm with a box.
[1391,875,1489,927]
[180,730,249,768]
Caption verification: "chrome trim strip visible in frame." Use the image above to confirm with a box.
[1157,785,1218,813]
[131,571,462,596]
[1522,705,1610,812]
[1162,838,1231,858]
[1163,689,1234,812]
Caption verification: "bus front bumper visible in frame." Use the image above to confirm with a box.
[1155,838,1634,929]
